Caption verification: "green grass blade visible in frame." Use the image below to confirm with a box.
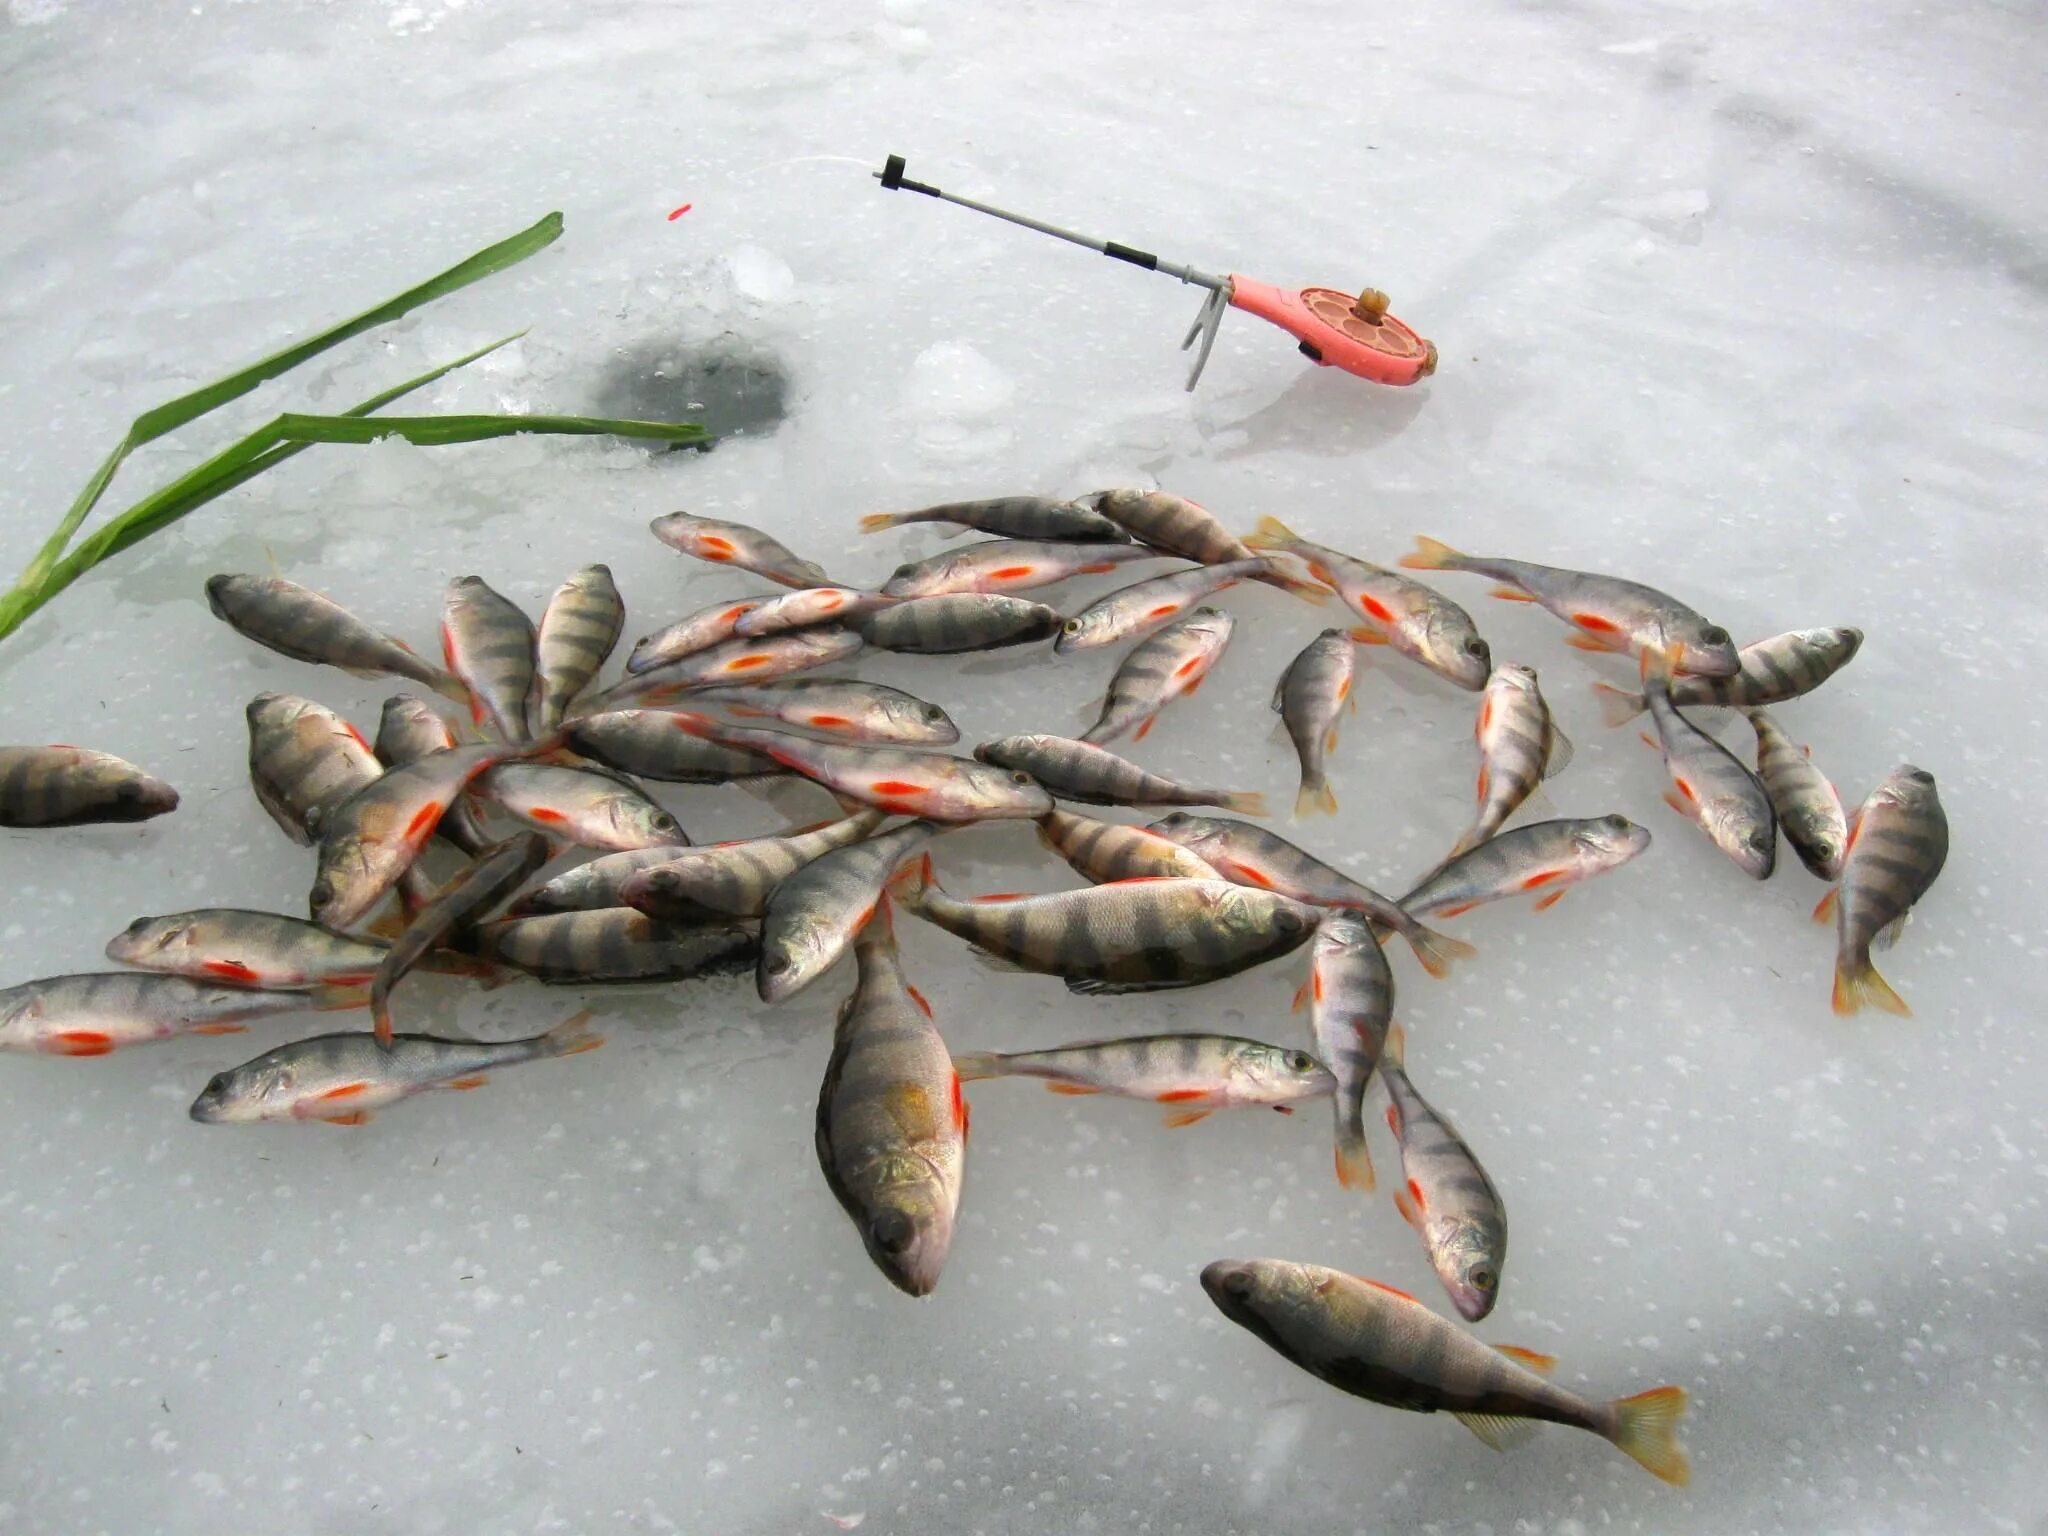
[0,333,529,642]
[18,213,563,584]
[272,413,710,449]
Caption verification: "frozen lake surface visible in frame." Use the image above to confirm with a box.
[3,1,2045,1531]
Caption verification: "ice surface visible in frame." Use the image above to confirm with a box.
[2,1,2045,1532]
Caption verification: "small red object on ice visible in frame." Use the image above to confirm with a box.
[667,203,693,221]
[873,153,1435,391]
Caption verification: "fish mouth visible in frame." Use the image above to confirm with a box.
[1199,1259,1259,1321]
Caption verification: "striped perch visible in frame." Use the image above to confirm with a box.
[1079,488,1326,600]
[473,762,687,852]
[565,709,784,784]
[952,1031,1332,1125]
[1593,625,1864,725]
[1035,810,1221,884]
[974,733,1265,813]
[1381,1024,1507,1322]
[205,574,462,698]
[759,818,944,1003]
[442,576,538,742]
[880,538,1170,600]
[1201,1259,1689,1484]
[1745,708,1847,880]
[1296,913,1391,1194]
[888,853,1318,996]
[1055,557,1294,653]
[851,593,1064,654]
[1815,764,1947,1016]
[0,745,177,828]
[1272,629,1356,818]
[107,908,407,990]
[245,693,382,845]
[619,810,887,921]
[1641,644,1775,879]
[691,678,959,745]
[373,696,494,853]
[1446,664,1570,858]
[650,512,835,589]
[471,909,758,984]
[858,494,1131,543]
[528,564,624,736]
[1147,814,1474,978]
[603,629,864,704]
[1079,607,1235,745]
[815,899,965,1296]
[625,597,769,675]
[0,971,332,1056]
[1397,816,1651,923]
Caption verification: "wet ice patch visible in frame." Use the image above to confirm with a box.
[899,340,1016,461]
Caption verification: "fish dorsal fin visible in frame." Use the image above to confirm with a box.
[1541,723,1574,780]
[1451,1411,1539,1451]
[1495,1345,1558,1375]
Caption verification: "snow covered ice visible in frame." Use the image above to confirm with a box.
[3,0,2045,1531]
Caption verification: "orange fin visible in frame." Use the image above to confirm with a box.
[1496,1345,1558,1374]
[1046,1081,1101,1096]
[445,1075,490,1090]
[325,1111,374,1126]
[1162,1108,1212,1128]
[1392,1186,1423,1230]
[191,1023,250,1036]
[1661,789,1697,820]
[1291,978,1311,1014]
[1488,585,1536,602]
[1563,632,1618,652]
[1348,626,1390,645]
[1812,887,1839,924]
[1532,889,1568,912]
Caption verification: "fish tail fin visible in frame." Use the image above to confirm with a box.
[1405,921,1476,979]
[951,1050,1001,1082]
[541,1008,605,1057]
[1219,789,1270,817]
[1832,954,1910,1017]
[1244,514,1301,552]
[886,850,935,910]
[1293,777,1338,819]
[857,512,905,533]
[1381,1022,1407,1069]
[1609,1385,1691,1487]
[1399,535,1466,572]
[1591,682,1647,728]
[1334,1134,1376,1193]
[310,982,373,1012]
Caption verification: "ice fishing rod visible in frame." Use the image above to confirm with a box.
[873,153,1436,392]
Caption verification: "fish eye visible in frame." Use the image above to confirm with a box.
[1286,1050,1315,1073]
[763,953,792,975]
[925,705,947,721]
[1470,1267,1496,1291]
[651,813,679,833]
[1061,618,1082,635]
[1463,638,1488,658]
[1010,770,1036,786]
[1701,625,1730,647]
[309,879,333,907]
[1274,909,1306,934]
[1602,815,1630,833]
[1222,1270,1254,1299]
[892,564,915,581]
[869,1209,916,1256]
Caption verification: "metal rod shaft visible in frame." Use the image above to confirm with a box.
[875,156,1228,292]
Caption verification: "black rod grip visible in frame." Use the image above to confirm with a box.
[1103,241,1158,270]
[878,154,940,196]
